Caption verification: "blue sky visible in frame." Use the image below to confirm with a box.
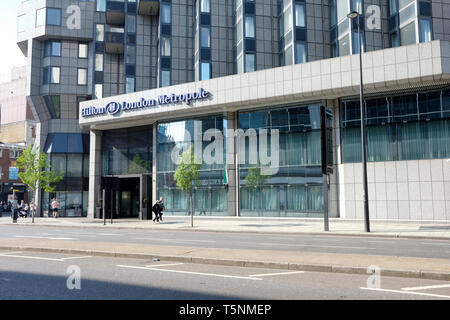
[0,0,27,83]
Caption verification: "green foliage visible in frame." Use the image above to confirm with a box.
[174,145,201,193]
[16,145,64,193]
[245,167,268,188]
[127,154,150,174]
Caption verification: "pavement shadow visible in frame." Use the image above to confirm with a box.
[0,271,244,300]
[239,224,305,228]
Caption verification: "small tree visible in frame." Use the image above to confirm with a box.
[16,145,64,223]
[245,167,268,216]
[174,145,201,228]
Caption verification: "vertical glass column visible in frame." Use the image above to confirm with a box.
[233,0,244,74]
[329,0,365,57]
[196,0,211,81]
[159,0,172,87]
[125,0,137,93]
[280,0,307,65]
[94,23,105,99]
[388,0,432,47]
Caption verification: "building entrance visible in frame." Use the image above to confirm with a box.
[102,174,151,220]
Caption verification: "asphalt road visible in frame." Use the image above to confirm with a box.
[0,250,449,300]
[0,225,449,260]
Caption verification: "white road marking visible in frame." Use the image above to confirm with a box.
[401,284,450,291]
[14,235,77,240]
[60,256,92,261]
[360,287,450,299]
[116,265,262,281]
[0,252,91,262]
[0,251,23,255]
[249,271,305,277]
[145,263,185,268]
[421,242,450,246]
[364,240,395,244]
[131,237,216,243]
[259,243,376,250]
[14,236,47,239]
[0,253,65,262]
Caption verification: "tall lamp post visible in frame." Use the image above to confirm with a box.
[347,11,370,232]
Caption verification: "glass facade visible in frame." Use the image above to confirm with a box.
[238,103,324,217]
[389,0,433,47]
[341,88,450,163]
[42,133,90,218]
[102,125,153,176]
[157,116,228,216]
[330,0,365,57]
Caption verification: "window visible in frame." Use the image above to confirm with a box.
[96,24,104,42]
[399,0,414,10]
[67,154,83,177]
[285,45,293,65]
[126,45,136,64]
[78,43,88,58]
[245,53,255,72]
[126,77,135,93]
[201,0,210,13]
[94,84,103,99]
[295,4,305,27]
[283,7,292,35]
[295,43,306,64]
[400,21,416,45]
[161,70,170,87]
[77,68,87,85]
[339,34,350,56]
[127,15,136,33]
[200,27,210,47]
[351,0,363,13]
[96,0,106,12]
[161,3,171,24]
[201,62,211,80]
[244,16,255,38]
[36,8,45,27]
[420,18,432,43]
[337,0,349,22]
[18,14,27,32]
[47,8,61,26]
[43,95,61,119]
[44,41,61,57]
[161,37,171,56]
[95,54,103,71]
[43,67,60,84]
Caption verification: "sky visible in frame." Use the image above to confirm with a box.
[0,0,27,83]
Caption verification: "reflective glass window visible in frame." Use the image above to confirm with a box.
[201,0,210,13]
[419,18,432,42]
[201,62,211,80]
[161,37,171,56]
[161,4,171,24]
[245,16,255,38]
[200,27,211,47]
[295,42,306,64]
[47,8,61,26]
[245,53,255,72]
[36,8,45,27]
[77,68,87,85]
[400,21,417,45]
[295,4,305,27]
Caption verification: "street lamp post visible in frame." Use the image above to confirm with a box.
[347,11,370,232]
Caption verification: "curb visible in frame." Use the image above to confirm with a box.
[2,221,450,241]
[1,245,449,281]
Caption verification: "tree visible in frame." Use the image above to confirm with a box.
[16,145,64,223]
[127,154,150,174]
[245,167,268,216]
[174,145,201,228]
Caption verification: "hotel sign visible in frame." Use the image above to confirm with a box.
[81,88,210,118]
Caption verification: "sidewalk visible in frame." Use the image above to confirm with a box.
[1,215,450,239]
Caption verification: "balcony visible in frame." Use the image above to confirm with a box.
[106,1,125,26]
[138,0,159,16]
[105,28,124,54]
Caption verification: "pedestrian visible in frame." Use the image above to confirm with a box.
[158,197,165,222]
[24,203,29,218]
[30,202,35,218]
[51,198,59,218]
[152,197,165,223]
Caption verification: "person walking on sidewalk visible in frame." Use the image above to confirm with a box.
[51,198,59,218]
[152,197,165,223]
[29,202,35,218]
